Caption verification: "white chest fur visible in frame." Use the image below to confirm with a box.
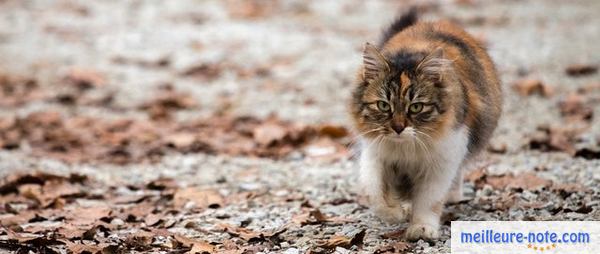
[362,126,470,177]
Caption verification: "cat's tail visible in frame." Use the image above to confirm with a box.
[378,7,418,47]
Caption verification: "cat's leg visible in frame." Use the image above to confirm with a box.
[446,167,464,203]
[405,167,455,240]
[406,128,469,240]
[360,147,409,223]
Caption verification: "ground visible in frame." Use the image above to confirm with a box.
[0,0,599,253]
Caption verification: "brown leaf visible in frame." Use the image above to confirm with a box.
[551,183,587,194]
[65,242,103,254]
[381,229,405,239]
[174,187,224,209]
[512,79,553,97]
[164,132,197,149]
[292,208,351,226]
[558,93,593,122]
[226,0,278,19]
[464,167,487,184]
[65,206,112,226]
[173,234,215,253]
[577,82,600,93]
[303,138,348,161]
[316,228,365,249]
[0,73,43,107]
[574,148,600,160]
[253,122,288,146]
[65,67,106,89]
[374,241,411,253]
[180,63,223,80]
[146,177,179,190]
[485,173,552,190]
[319,125,349,138]
[528,126,582,155]
[216,223,264,242]
[565,64,598,77]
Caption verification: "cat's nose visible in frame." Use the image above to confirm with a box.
[391,122,405,134]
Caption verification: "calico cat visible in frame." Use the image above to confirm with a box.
[350,9,502,240]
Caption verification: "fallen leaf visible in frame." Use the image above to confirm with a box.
[558,93,593,122]
[215,223,281,243]
[577,82,600,93]
[381,229,405,239]
[164,132,197,149]
[565,64,598,77]
[374,241,411,253]
[180,63,223,80]
[485,173,552,190]
[319,125,349,138]
[65,67,106,89]
[174,187,224,209]
[316,228,365,249]
[292,208,352,226]
[574,148,600,160]
[528,125,583,155]
[173,234,215,253]
[253,122,288,146]
[226,0,278,19]
[512,79,553,97]
[0,73,43,107]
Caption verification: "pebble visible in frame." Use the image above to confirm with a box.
[283,248,299,254]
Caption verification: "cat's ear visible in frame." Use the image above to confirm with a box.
[362,42,390,82]
[416,47,453,83]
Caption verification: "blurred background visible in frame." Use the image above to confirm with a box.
[0,0,599,253]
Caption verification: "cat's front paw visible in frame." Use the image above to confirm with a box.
[405,223,439,241]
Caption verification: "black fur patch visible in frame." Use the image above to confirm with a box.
[427,31,488,97]
[383,162,414,200]
[378,7,418,47]
[387,50,424,74]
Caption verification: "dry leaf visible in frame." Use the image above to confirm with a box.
[574,148,600,160]
[528,126,582,155]
[174,187,224,209]
[319,125,349,138]
[485,173,552,190]
[558,93,593,122]
[565,64,598,77]
[375,241,411,253]
[253,122,288,146]
[512,79,553,97]
[292,208,351,226]
[65,67,106,89]
[173,234,215,253]
[316,228,365,249]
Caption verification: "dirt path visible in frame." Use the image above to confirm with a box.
[0,0,599,253]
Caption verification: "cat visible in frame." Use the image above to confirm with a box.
[349,8,502,240]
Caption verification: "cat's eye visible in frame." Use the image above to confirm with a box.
[409,103,424,113]
[377,101,390,112]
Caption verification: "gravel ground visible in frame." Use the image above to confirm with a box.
[1,0,599,253]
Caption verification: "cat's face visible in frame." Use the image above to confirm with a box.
[351,43,455,143]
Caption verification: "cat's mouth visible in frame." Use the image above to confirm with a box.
[384,132,413,142]
[382,127,417,142]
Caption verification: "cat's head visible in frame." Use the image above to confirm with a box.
[351,42,458,143]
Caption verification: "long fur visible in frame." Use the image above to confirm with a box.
[350,10,502,241]
[378,7,418,47]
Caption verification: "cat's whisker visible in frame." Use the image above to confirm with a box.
[348,127,385,150]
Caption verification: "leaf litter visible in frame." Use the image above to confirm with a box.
[0,111,350,164]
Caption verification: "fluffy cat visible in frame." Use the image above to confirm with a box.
[350,9,502,240]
